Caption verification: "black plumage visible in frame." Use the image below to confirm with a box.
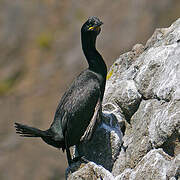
[15,16,107,165]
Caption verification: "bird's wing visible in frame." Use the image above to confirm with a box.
[80,97,101,142]
[51,71,102,145]
[61,80,101,146]
[63,78,100,129]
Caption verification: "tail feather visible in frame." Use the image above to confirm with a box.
[14,122,47,138]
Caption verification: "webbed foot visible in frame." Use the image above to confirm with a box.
[72,156,89,163]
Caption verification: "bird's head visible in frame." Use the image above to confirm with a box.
[81,16,103,36]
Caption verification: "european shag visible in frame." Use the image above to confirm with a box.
[14,16,107,165]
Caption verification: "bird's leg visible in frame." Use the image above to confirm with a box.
[65,132,72,166]
[80,156,90,163]
[72,155,90,163]
[72,145,90,163]
[66,148,72,166]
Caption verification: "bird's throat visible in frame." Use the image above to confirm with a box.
[81,33,107,78]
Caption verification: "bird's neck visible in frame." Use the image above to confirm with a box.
[81,33,107,78]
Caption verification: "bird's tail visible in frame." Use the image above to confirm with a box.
[14,122,47,137]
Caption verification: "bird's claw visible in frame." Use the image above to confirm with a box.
[72,156,89,163]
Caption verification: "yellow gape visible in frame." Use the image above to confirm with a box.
[88,26,100,31]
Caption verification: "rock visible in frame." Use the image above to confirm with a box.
[103,43,144,122]
[67,18,180,180]
[112,99,154,176]
[103,79,142,122]
[115,149,180,180]
[114,168,133,180]
[67,162,114,180]
[112,18,180,178]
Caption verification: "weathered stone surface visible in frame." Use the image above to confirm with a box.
[68,18,180,180]
[115,149,180,180]
[67,162,114,180]
[112,18,180,178]
[103,80,142,122]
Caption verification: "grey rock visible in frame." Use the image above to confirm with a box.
[112,18,180,178]
[114,168,133,180]
[135,20,180,102]
[167,154,180,179]
[148,100,180,151]
[67,162,114,180]
[103,80,142,122]
[112,99,154,176]
[103,43,144,123]
[115,149,179,180]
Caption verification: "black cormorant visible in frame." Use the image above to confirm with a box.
[14,16,107,165]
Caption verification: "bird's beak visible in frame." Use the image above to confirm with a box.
[88,22,103,31]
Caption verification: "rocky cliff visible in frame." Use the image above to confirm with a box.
[67,18,180,180]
